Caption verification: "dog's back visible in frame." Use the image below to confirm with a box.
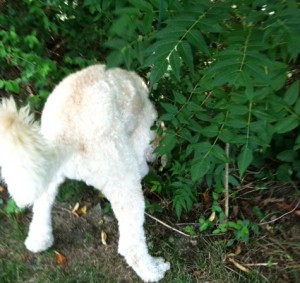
[41,65,157,180]
[41,65,156,146]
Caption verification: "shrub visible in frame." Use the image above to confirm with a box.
[0,0,299,224]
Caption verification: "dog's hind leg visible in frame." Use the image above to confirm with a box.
[25,176,64,253]
[101,176,170,282]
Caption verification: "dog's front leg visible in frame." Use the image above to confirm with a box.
[25,178,62,253]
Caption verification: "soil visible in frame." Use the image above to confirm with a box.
[0,181,299,283]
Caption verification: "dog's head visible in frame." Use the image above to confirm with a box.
[0,97,50,208]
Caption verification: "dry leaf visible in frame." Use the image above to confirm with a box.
[78,205,87,217]
[101,230,108,246]
[276,202,294,212]
[54,250,68,268]
[235,245,242,256]
[208,211,216,222]
[192,270,201,278]
[262,198,284,206]
[71,202,80,217]
[0,186,4,193]
[228,257,250,273]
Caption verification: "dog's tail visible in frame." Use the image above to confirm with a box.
[0,97,52,208]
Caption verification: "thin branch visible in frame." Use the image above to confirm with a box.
[259,200,300,226]
[145,212,197,238]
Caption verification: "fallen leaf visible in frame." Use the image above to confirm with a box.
[226,247,241,258]
[101,230,108,246]
[192,270,201,278]
[235,245,242,256]
[228,257,250,273]
[54,250,68,268]
[262,198,284,206]
[0,186,5,193]
[276,202,295,212]
[208,211,216,222]
[71,202,80,217]
[78,205,87,217]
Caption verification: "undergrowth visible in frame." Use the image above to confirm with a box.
[0,0,299,243]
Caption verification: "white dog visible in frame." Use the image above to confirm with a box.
[0,65,170,282]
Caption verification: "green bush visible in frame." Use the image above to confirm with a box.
[1,0,299,226]
[143,0,300,219]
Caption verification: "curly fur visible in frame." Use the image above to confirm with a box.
[0,65,170,282]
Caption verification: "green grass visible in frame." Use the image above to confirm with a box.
[1,183,299,283]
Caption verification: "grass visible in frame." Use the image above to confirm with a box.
[0,180,299,283]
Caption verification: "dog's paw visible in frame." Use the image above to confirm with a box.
[127,255,170,282]
[25,233,54,253]
[153,256,170,275]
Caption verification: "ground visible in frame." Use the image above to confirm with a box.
[0,180,299,283]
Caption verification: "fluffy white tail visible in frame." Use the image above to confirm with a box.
[0,97,52,207]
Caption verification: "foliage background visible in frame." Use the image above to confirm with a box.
[0,0,299,235]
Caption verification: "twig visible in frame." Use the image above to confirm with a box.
[145,212,197,238]
[259,200,300,226]
[224,143,230,219]
[243,262,278,267]
[176,222,199,226]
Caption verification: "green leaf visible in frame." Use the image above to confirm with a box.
[238,147,253,177]
[276,150,295,162]
[24,34,39,49]
[156,132,177,156]
[173,91,187,105]
[201,125,219,138]
[284,80,299,105]
[169,51,181,80]
[191,158,210,182]
[5,199,17,215]
[211,145,228,163]
[106,50,125,68]
[149,59,168,86]
[276,164,292,181]
[219,128,234,143]
[294,96,300,115]
[229,105,249,115]
[174,197,183,219]
[178,41,194,71]
[160,102,178,114]
[294,134,300,150]
[128,0,152,11]
[159,113,175,122]
[5,80,20,94]
[275,115,299,134]
[213,70,240,86]
[207,59,239,74]
[186,29,209,54]
[199,221,209,232]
